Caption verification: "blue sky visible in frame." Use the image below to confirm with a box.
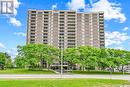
[0,0,130,58]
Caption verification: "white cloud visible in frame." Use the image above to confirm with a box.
[9,17,21,27]
[89,0,93,5]
[52,3,57,10]
[67,0,85,10]
[123,27,129,31]
[10,0,21,27]
[13,0,21,16]
[107,46,125,50]
[6,48,18,59]
[89,0,99,5]
[105,31,129,47]
[86,0,126,23]
[66,0,126,23]
[0,46,17,59]
[114,46,124,50]
[0,43,17,58]
[0,43,6,49]
[14,32,26,37]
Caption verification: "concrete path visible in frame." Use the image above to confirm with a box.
[0,74,130,80]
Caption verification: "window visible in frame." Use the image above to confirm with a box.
[44,27,48,29]
[31,33,35,35]
[60,18,64,20]
[31,11,36,13]
[60,27,64,29]
[31,23,35,25]
[43,40,47,41]
[68,30,75,32]
[31,30,35,32]
[44,24,48,26]
[43,33,48,35]
[59,43,64,45]
[38,12,42,14]
[30,39,35,41]
[68,34,75,36]
[68,24,75,26]
[60,12,64,14]
[68,21,75,23]
[30,36,35,38]
[44,21,48,23]
[31,26,35,28]
[68,43,75,45]
[60,30,64,32]
[31,17,36,19]
[67,12,75,14]
[59,33,64,35]
[60,21,64,23]
[68,37,75,39]
[60,24,64,26]
[43,30,48,32]
[44,11,49,13]
[68,40,75,42]
[31,14,36,16]
[43,36,47,38]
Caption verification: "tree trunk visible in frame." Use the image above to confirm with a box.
[122,65,124,75]
[109,67,112,75]
[40,59,44,69]
[0,65,4,70]
[81,66,85,71]
[47,62,49,70]
[95,67,98,71]
[113,68,114,72]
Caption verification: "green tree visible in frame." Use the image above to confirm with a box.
[78,46,92,71]
[0,52,12,69]
[98,48,110,70]
[4,53,13,68]
[15,44,59,69]
[64,48,80,70]
[78,46,100,71]
[14,55,26,68]
[64,46,100,71]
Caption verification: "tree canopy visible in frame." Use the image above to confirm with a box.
[15,44,59,69]
[0,52,12,69]
[64,46,130,72]
[14,44,130,72]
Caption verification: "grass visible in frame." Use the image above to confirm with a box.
[0,79,129,87]
[71,70,130,75]
[0,69,55,74]
[0,69,130,75]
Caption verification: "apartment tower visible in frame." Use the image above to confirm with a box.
[27,10,105,48]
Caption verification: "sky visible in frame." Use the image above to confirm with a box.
[0,0,130,58]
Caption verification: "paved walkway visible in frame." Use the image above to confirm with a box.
[0,74,130,80]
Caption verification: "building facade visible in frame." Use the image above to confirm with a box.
[27,10,105,48]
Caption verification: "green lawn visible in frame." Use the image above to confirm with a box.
[0,69,55,74]
[71,70,130,75]
[0,79,129,87]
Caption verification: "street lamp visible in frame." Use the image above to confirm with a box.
[60,45,63,76]
[60,34,64,77]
